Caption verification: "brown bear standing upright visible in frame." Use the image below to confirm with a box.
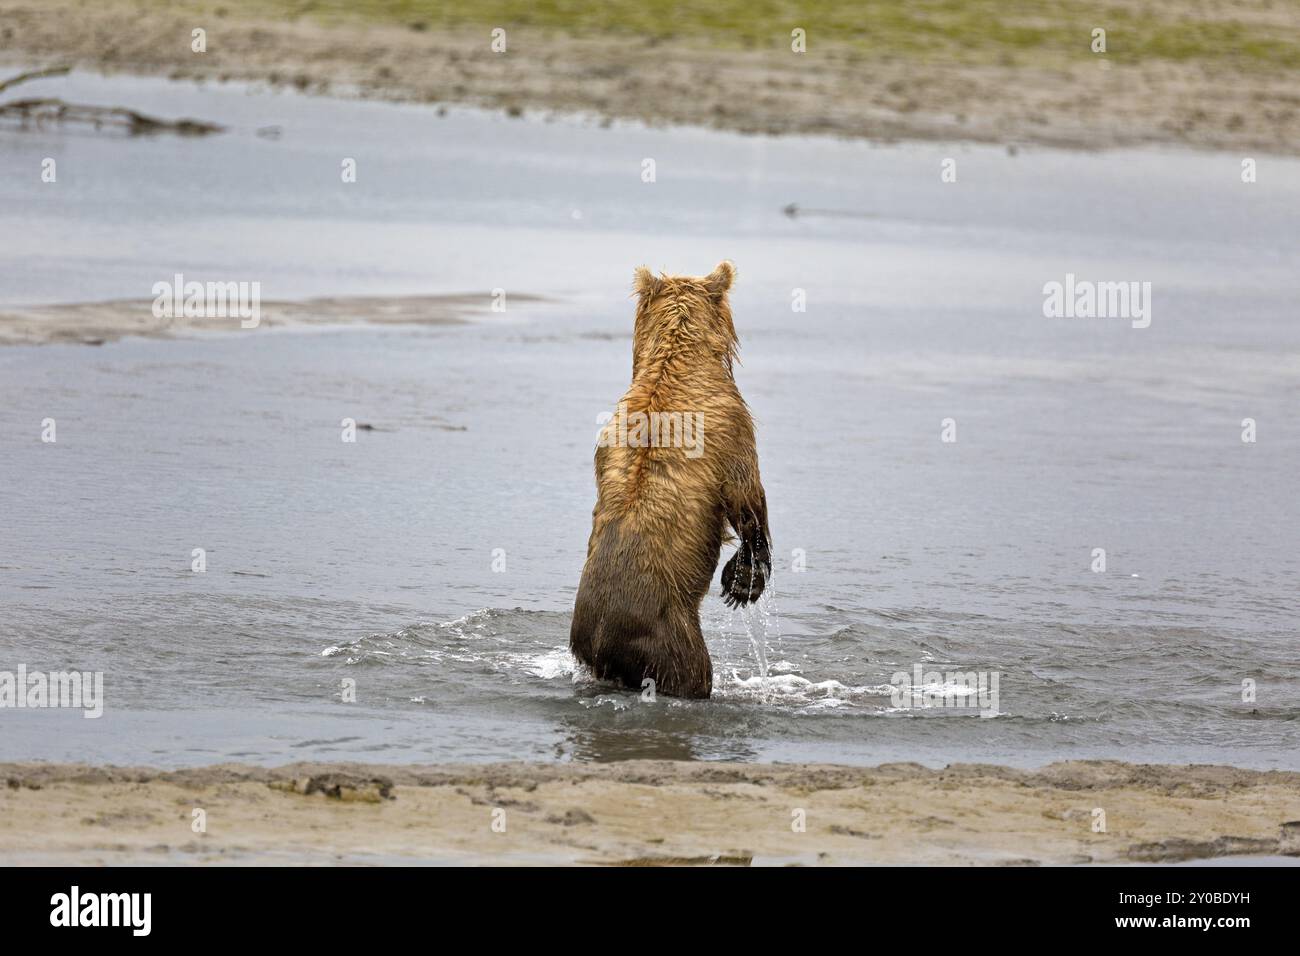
[569,261,771,699]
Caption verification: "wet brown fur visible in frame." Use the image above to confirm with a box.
[569,261,771,699]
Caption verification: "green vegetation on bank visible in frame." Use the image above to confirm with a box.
[188,0,1300,69]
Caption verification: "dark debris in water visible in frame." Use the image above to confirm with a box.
[0,67,224,136]
[0,97,224,136]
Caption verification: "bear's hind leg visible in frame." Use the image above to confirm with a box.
[593,612,712,699]
[646,612,712,699]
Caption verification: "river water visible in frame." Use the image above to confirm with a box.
[1,70,1297,768]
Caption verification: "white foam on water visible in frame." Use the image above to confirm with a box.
[719,670,897,711]
[511,646,577,680]
[436,609,493,633]
[917,680,983,699]
[579,695,633,711]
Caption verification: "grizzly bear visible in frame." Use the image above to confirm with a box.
[569,261,771,699]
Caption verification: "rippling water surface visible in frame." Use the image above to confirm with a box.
[1,72,1297,768]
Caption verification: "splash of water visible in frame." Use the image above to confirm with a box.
[707,558,784,700]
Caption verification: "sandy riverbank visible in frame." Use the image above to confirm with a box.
[2,0,1299,154]
[3,760,1298,865]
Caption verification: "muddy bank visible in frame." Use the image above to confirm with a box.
[0,293,541,346]
[3,759,1298,865]
[2,0,1299,154]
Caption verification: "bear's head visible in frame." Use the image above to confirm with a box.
[630,260,739,377]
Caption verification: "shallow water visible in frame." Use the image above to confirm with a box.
[1,71,1298,768]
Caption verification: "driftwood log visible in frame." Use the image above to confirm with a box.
[0,66,224,135]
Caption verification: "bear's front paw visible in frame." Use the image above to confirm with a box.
[721,550,767,608]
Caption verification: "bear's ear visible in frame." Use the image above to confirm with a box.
[632,266,659,299]
[704,260,736,295]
